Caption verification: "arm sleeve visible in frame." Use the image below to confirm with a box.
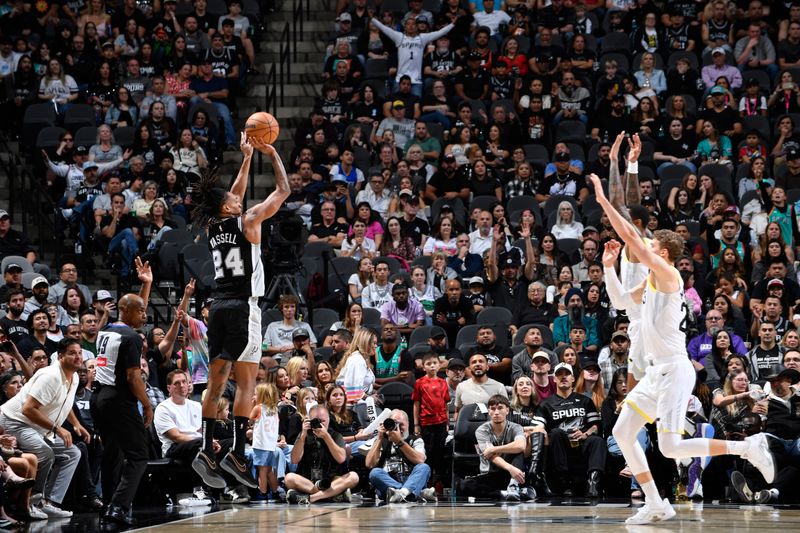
[342,356,368,403]
[46,160,70,177]
[370,18,404,45]
[604,266,637,311]
[420,23,454,46]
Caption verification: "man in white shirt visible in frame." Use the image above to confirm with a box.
[362,260,394,309]
[154,370,218,462]
[469,210,510,256]
[262,295,317,359]
[472,0,511,36]
[355,173,394,220]
[0,338,89,518]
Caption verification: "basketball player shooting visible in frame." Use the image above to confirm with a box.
[190,132,290,490]
[588,172,775,525]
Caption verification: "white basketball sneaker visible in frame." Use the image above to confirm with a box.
[625,498,676,525]
[742,433,776,483]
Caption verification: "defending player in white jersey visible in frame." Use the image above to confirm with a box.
[589,172,775,525]
[605,133,651,387]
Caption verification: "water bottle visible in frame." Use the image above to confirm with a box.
[400,335,408,351]
[74,241,82,254]
[603,131,609,144]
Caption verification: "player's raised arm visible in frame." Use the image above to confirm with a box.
[588,173,671,278]
[624,134,642,207]
[607,132,628,217]
[230,132,254,200]
[602,239,643,310]
[245,140,290,225]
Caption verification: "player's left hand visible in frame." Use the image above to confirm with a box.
[240,131,254,158]
[610,132,625,161]
[627,133,642,163]
[602,240,621,267]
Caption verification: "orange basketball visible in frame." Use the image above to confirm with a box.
[245,112,280,144]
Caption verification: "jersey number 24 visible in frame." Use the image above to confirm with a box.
[213,247,245,278]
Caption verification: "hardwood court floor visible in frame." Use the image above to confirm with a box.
[134,501,800,532]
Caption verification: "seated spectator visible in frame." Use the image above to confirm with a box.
[361,260,393,310]
[380,217,419,263]
[341,220,376,260]
[0,339,88,518]
[511,330,555,382]
[734,22,778,80]
[433,279,475,347]
[552,288,600,354]
[89,125,125,165]
[189,59,237,149]
[377,101,416,149]
[380,284,425,339]
[373,322,414,387]
[458,394,531,501]
[535,362,604,496]
[347,262,373,306]
[575,355,606,410]
[262,295,316,360]
[464,326,514,385]
[99,193,142,285]
[308,200,349,249]
[599,330,630,393]
[687,309,747,365]
[551,201,585,239]
[284,405,359,504]
[0,264,23,308]
[454,353,508,415]
[0,210,47,278]
[427,251,458,294]
[655,119,697,175]
[696,119,732,166]
[17,309,59,358]
[366,409,433,502]
[170,129,208,180]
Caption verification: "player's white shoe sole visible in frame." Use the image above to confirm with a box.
[625,498,677,525]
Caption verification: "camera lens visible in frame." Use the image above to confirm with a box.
[310,418,322,429]
[383,418,396,431]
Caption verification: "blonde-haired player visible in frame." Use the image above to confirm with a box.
[589,172,775,525]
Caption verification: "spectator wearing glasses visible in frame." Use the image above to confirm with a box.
[687,310,748,366]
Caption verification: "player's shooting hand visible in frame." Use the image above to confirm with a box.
[610,132,625,161]
[602,240,621,267]
[240,131,254,158]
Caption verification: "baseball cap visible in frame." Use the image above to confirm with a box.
[416,14,430,24]
[468,276,484,286]
[392,100,405,109]
[611,330,629,341]
[768,278,784,288]
[439,203,453,212]
[337,12,352,21]
[443,153,456,163]
[74,145,89,155]
[0,210,9,220]
[761,364,800,383]
[582,226,598,235]
[555,151,570,162]
[292,328,310,340]
[745,77,760,87]
[531,350,550,362]
[554,362,574,376]
[710,85,726,95]
[447,358,466,370]
[29,276,48,289]
[502,256,519,268]
[331,176,348,184]
[468,51,482,61]
[580,354,601,370]
[724,205,740,215]
[641,195,656,206]
[94,289,114,301]
[100,41,114,50]
[788,148,800,161]
[4,263,22,273]
[429,326,447,339]
[570,321,586,331]
[711,47,725,56]
[496,58,511,69]
[83,161,98,171]
[202,297,214,308]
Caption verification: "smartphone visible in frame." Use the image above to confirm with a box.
[784,82,794,90]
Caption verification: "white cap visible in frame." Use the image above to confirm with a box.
[468,276,484,285]
[29,276,48,289]
[553,362,574,376]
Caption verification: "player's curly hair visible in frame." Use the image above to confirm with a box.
[653,229,684,263]
[190,167,227,228]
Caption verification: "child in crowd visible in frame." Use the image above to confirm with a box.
[738,129,767,164]
[412,353,450,493]
[250,383,281,500]
[466,276,489,314]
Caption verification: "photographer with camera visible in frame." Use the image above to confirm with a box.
[366,409,434,502]
[284,404,359,504]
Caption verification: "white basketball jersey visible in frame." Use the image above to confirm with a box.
[640,269,688,363]
[621,243,650,376]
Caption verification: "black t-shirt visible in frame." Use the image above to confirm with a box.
[100,213,141,238]
[427,169,469,196]
[538,172,587,198]
[456,69,490,100]
[487,276,529,312]
[465,343,514,385]
[398,217,429,246]
[17,334,59,358]
[296,429,346,480]
[751,276,800,303]
[423,49,461,78]
[750,345,784,382]
[699,106,740,135]
[0,316,29,343]
[309,221,349,240]
[657,135,694,159]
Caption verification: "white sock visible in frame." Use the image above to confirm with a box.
[727,440,749,456]
[640,480,661,503]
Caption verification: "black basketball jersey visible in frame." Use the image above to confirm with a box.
[95,323,143,400]
[208,216,264,299]
[706,18,732,44]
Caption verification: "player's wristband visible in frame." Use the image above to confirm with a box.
[626,161,639,174]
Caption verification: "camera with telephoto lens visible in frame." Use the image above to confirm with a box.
[310,418,322,430]
[383,418,396,431]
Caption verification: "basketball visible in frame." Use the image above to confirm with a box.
[245,112,280,145]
